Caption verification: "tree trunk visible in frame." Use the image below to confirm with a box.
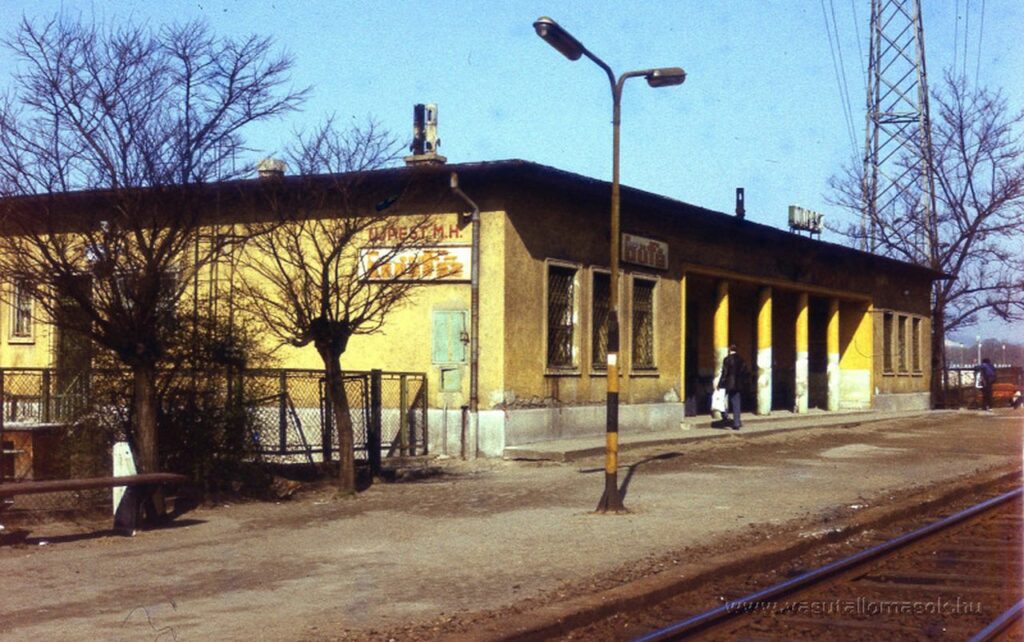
[132,364,160,474]
[321,350,356,493]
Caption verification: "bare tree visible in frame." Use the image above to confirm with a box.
[0,17,308,474]
[829,72,1024,385]
[237,118,439,492]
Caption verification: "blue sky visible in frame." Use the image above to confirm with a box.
[2,0,1022,343]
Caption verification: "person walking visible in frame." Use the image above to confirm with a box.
[977,358,997,411]
[718,344,747,430]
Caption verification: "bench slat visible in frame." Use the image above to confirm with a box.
[0,473,187,497]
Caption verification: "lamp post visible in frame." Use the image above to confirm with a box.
[976,335,982,363]
[1002,344,1006,366]
[534,16,685,513]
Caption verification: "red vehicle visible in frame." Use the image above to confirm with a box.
[993,366,1023,409]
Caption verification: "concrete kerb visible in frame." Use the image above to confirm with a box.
[503,410,942,463]
[452,464,1023,642]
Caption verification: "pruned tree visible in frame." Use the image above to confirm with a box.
[829,72,1024,385]
[0,16,308,474]
[237,118,437,492]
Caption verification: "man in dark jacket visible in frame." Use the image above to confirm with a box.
[977,358,997,410]
[718,344,747,430]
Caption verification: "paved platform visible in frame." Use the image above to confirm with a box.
[503,408,939,461]
[1,409,1018,642]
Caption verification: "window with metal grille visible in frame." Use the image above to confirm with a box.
[911,317,921,372]
[547,265,576,368]
[883,312,894,373]
[11,280,32,338]
[632,278,656,369]
[897,315,908,372]
[591,272,610,370]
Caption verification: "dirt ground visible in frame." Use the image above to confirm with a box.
[0,410,1020,641]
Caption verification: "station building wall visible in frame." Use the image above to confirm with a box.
[0,161,940,454]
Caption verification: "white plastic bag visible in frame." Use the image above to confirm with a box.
[711,388,727,414]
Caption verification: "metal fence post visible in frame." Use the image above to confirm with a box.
[278,371,288,453]
[41,369,51,423]
[321,378,333,464]
[399,374,409,456]
[423,375,429,455]
[408,379,418,455]
[369,370,382,475]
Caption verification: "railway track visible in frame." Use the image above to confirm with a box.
[634,487,1023,641]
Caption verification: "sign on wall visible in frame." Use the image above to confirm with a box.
[367,217,465,244]
[622,233,669,271]
[359,246,471,282]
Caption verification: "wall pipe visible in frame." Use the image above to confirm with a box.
[450,172,480,456]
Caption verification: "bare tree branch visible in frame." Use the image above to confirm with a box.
[235,118,453,491]
[828,72,1024,378]
[0,16,308,473]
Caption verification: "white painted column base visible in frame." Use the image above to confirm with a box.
[795,352,809,413]
[757,346,772,415]
[826,352,840,412]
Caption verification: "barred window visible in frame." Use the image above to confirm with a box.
[11,280,32,338]
[882,312,894,373]
[897,315,908,372]
[911,317,922,372]
[632,278,656,369]
[591,272,610,370]
[547,265,577,368]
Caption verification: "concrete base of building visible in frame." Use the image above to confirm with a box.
[427,396,931,457]
[428,403,686,458]
[873,392,931,412]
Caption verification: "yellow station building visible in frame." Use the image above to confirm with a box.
[0,158,941,458]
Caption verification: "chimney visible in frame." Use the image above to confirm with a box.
[257,157,287,179]
[404,103,447,166]
[735,188,746,219]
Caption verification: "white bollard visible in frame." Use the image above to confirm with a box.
[112,442,136,515]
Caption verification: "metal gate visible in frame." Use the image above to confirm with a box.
[320,370,428,473]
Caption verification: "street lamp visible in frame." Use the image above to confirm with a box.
[534,16,685,513]
[1002,344,1006,366]
[976,335,982,363]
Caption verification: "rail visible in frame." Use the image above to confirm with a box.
[635,487,1024,641]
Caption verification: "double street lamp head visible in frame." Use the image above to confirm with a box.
[533,16,685,90]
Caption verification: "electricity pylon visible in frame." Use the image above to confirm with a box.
[862,0,938,267]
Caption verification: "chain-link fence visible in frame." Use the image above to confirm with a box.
[1,367,428,501]
[0,368,127,511]
[319,370,428,471]
[940,368,981,409]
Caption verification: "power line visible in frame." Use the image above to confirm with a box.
[821,0,858,157]
[850,0,867,89]
[829,0,859,149]
[963,0,971,81]
[953,0,961,77]
[975,0,986,83]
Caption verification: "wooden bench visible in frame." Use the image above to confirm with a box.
[0,473,188,535]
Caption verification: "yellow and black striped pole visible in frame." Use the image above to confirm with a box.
[597,75,627,513]
[531,17,684,514]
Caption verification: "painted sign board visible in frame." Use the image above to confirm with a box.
[359,246,471,282]
[367,216,465,244]
[622,233,669,270]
